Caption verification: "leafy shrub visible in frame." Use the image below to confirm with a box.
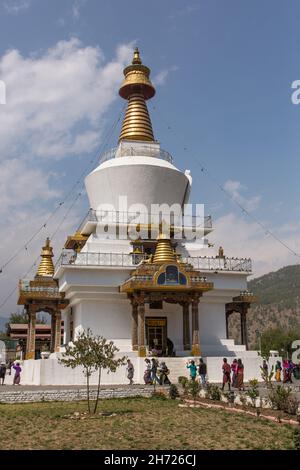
[247,378,260,407]
[178,376,188,389]
[260,365,274,387]
[285,396,299,415]
[169,384,180,400]
[205,383,221,401]
[293,428,300,450]
[268,385,292,411]
[186,380,201,402]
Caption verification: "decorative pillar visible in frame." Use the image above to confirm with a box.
[131,299,138,351]
[240,306,248,350]
[225,311,231,339]
[62,311,70,345]
[137,296,146,357]
[191,295,201,356]
[26,305,36,360]
[50,312,56,353]
[182,302,191,350]
[54,311,62,352]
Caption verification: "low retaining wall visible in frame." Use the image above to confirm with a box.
[10,354,279,386]
[0,387,152,404]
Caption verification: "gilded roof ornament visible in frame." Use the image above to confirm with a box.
[36,237,55,277]
[118,48,155,142]
[153,234,177,264]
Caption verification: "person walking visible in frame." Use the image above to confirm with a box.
[150,357,160,384]
[126,359,134,385]
[221,358,231,391]
[231,359,238,388]
[12,362,22,385]
[283,359,292,383]
[159,361,171,385]
[0,362,6,385]
[236,358,245,391]
[143,358,152,384]
[198,358,207,385]
[275,360,282,382]
[262,360,268,376]
[186,360,197,381]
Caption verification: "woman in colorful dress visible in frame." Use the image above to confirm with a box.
[275,360,282,382]
[231,359,238,388]
[236,359,245,391]
[186,360,197,382]
[13,362,22,385]
[283,359,291,383]
[143,358,152,384]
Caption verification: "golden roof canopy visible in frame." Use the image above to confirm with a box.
[119,48,155,142]
[36,237,55,277]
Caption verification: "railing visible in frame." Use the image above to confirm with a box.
[57,251,252,272]
[99,145,173,164]
[57,251,148,268]
[77,209,212,234]
[182,257,252,272]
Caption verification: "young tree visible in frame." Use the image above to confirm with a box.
[59,329,126,414]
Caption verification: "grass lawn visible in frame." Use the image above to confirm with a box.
[0,396,296,450]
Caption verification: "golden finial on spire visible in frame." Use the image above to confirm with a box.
[153,234,177,264]
[36,237,55,277]
[132,47,142,65]
[118,48,155,142]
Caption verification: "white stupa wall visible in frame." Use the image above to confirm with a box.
[85,155,190,212]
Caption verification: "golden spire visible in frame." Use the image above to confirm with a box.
[36,238,55,277]
[119,47,155,142]
[153,235,177,264]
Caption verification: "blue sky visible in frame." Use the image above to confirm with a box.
[0,0,300,314]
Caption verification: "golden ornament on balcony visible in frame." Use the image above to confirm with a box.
[153,235,176,264]
[36,237,55,277]
[119,47,155,142]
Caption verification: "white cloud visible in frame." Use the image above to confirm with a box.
[0,38,132,160]
[153,66,178,86]
[0,39,133,314]
[72,0,86,20]
[0,159,58,213]
[210,212,300,278]
[223,179,261,212]
[3,0,31,14]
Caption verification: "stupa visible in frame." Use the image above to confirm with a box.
[18,49,273,385]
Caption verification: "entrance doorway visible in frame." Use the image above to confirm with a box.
[146,317,167,355]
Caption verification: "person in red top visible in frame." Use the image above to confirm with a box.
[222,358,231,391]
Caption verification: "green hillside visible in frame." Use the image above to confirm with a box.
[248,264,300,309]
[229,264,300,348]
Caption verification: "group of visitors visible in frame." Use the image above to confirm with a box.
[0,361,22,385]
[274,359,300,383]
[126,358,172,386]
[222,358,245,391]
[186,358,207,384]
